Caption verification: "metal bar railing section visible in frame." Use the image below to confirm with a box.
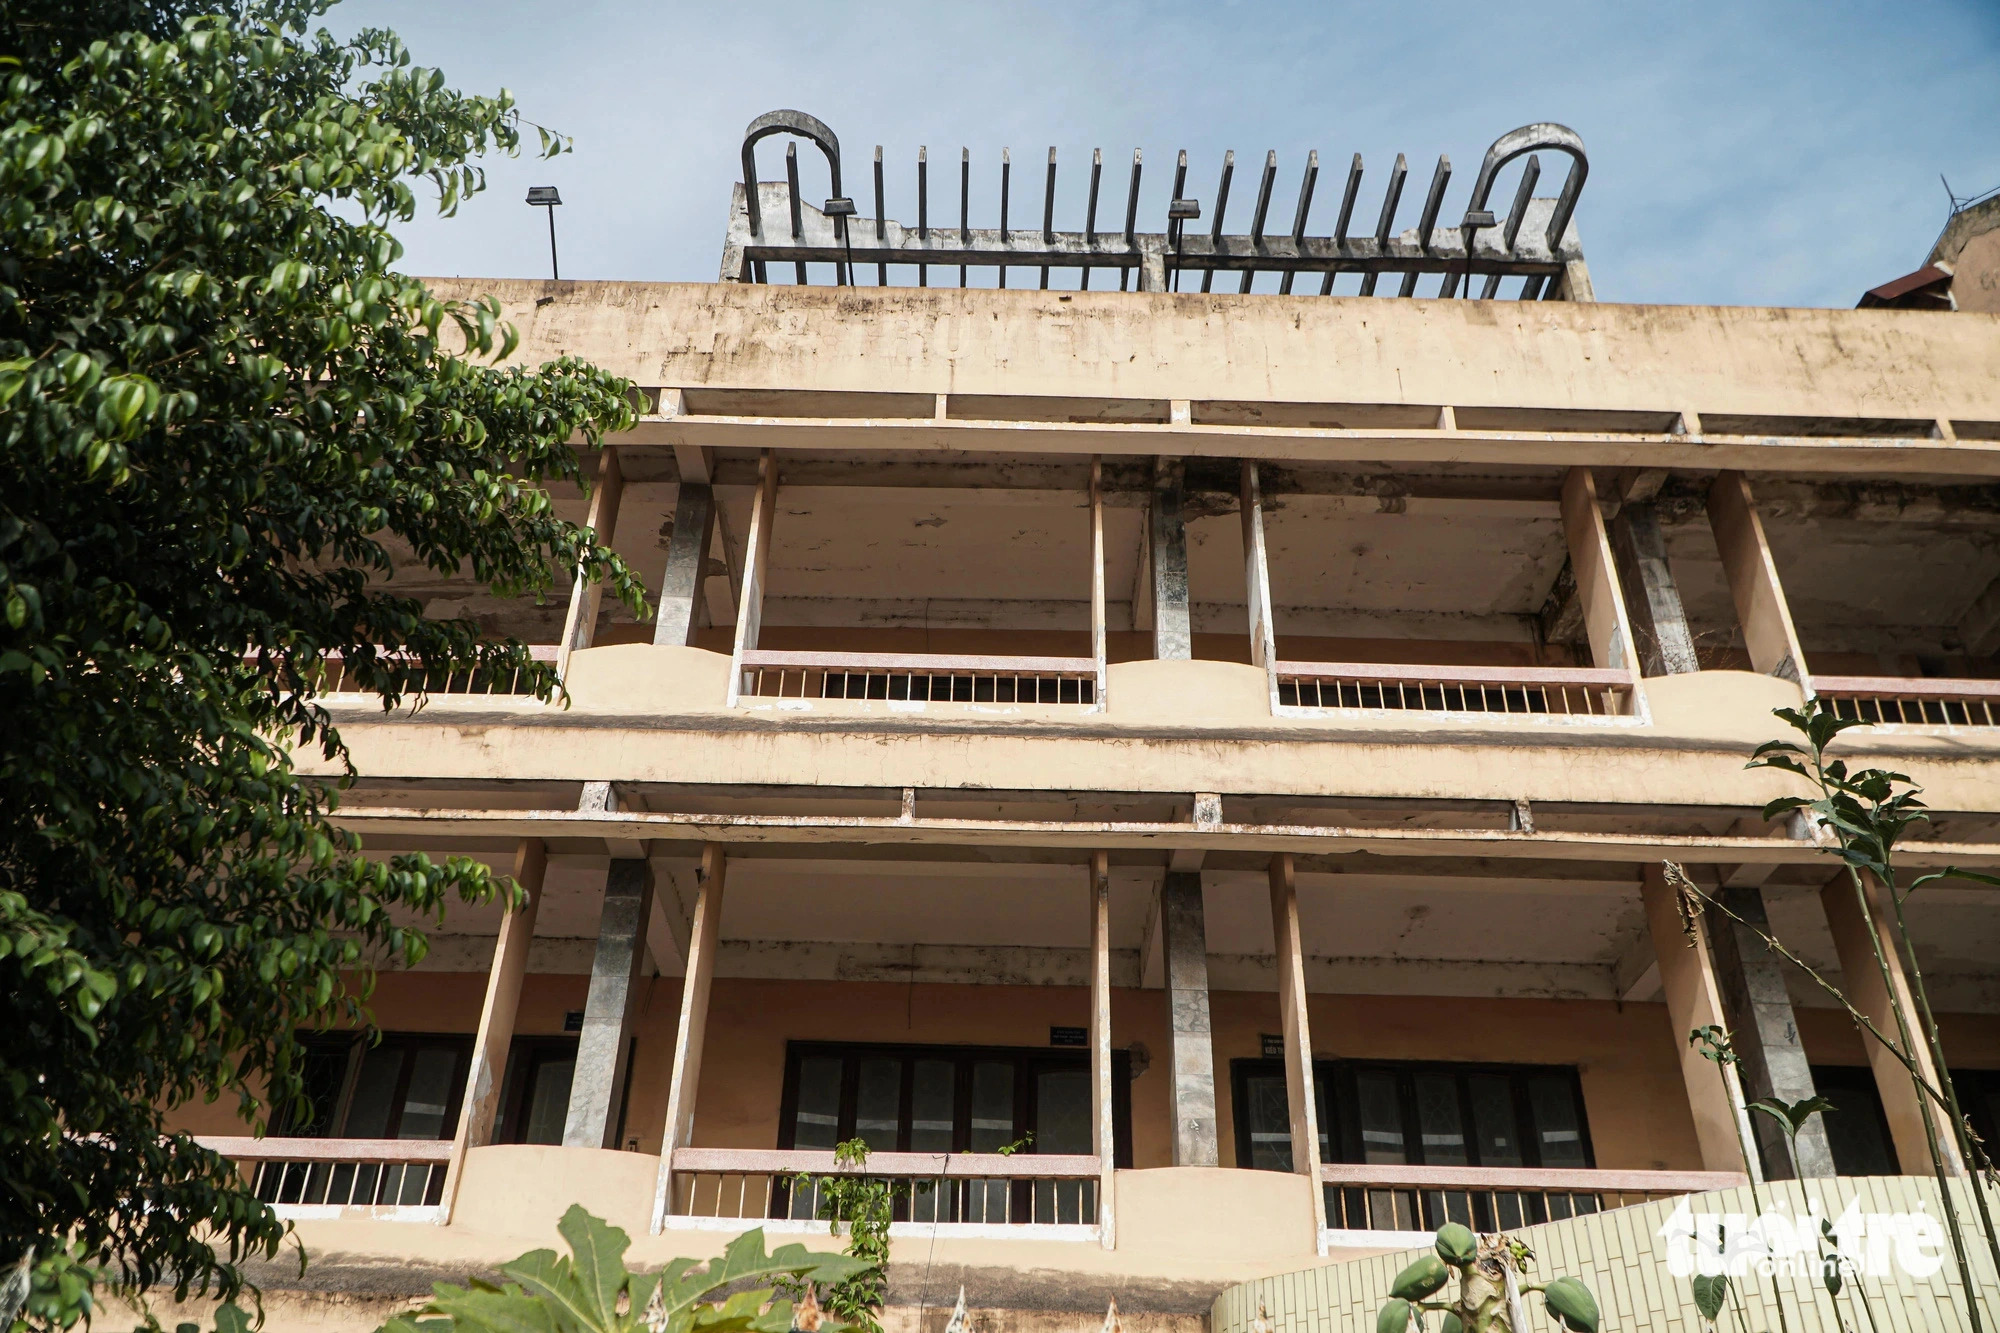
[195,1136,454,1214]
[668,1148,1101,1228]
[245,646,559,698]
[737,650,1099,707]
[1276,662,1636,718]
[1318,1164,1747,1234]
[1812,676,2000,728]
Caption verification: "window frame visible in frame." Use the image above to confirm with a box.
[1230,1057,1595,1172]
[278,1031,473,1142]
[777,1040,1132,1165]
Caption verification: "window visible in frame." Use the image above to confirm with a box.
[496,1036,580,1145]
[1232,1058,1595,1232]
[778,1041,1131,1225]
[1810,1066,1899,1176]
[260,1032,471,1208]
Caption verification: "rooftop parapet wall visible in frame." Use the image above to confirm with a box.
[428,279,2000,428]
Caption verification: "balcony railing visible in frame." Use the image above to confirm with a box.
[1813,675,2000,728]
[247,646,558,699]
[666,1148,1102,1237]
[1318,1163,1748,1238]
[197,1136,453,1221]
[1276,662,1637,719]
[736,650,1101,707]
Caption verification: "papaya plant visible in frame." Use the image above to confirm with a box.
[1374,1222,1598,1332]
[377,1204,870,1333]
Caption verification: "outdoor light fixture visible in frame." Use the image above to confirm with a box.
[526,186,562,280]
[1167,197,1201,291]
[824,196,858,286]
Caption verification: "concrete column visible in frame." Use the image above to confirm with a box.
[1150,459,1192,660]
[556,449,625,680]
[563,858,654,1149]
[1087,852,1117,1249]
[1160,872,1218,1166]
[440,839,545,1220]
[651,845,727,1232]
[1820,872,1964,1176]
[1708,472,1808,684]
[653,482,715,647]
[1639,864,1764,1180]
[1560,468,1637,675]
[1268,855,1328,1242]
[1609,502,1700,677]
[1705,886,1836,1178]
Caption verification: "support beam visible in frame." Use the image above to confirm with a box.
[1559,467,1637,676]
[1090,457,1108,710]
[1708,472,1807,684]
[653,483,715,648]
[440,838,545,1221]
[1819,872,1964,1176]
[1955,574,2000,656]
[1160,872,1219,1166]
[1609,502,1700,676]
[556,449,625,681]
[1268,854,1328,1245]
[652,845,729,1232]
[1087,851,1118,1249]
[1150,458,1192,660]
[724,452,779,706]
[1241,461,1279,705]
[1640,863,1764,1180]
[1705,886,1835,1178]
[563,858,653,1149]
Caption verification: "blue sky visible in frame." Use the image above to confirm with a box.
[333,0,2000,307]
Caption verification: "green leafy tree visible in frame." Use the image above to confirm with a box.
[0,0,643,1324]
[381,1207,869,1333]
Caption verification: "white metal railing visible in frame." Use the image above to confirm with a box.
[1277,662,1637,719]
[198,1136,453,1220]
[1318,1163,1746,1237]
[1812,675,2000,728]
[245,646,558,698]
[666,1148,1102,1234]
[736,650,1100,707]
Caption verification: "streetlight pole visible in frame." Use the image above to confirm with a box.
[526,186,562,279]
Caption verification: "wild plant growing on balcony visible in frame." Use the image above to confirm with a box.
[1661,697,2000,1329]
[1374,1221,1599,1332]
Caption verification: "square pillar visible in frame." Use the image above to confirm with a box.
[1268,854,1328,1242]
[1160,872,1218,1166]
[651,845,728,1232]
[556,449,625,680]
[1150,459,1192,660]
[1707,472,1808,684]
[1640,864,1763,1179]
[653,482,715,647]
[1088,852,1118,1249]
[563,858,654,1149]
[1820,872,1964,1176]
[1609,501,1700,676]
[1706,886,1836,1177]
[440,839,545,1220]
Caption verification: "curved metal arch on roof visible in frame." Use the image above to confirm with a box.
[725,111,1590,300]
[740,109,843,240]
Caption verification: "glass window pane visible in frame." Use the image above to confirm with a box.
[523,1056,575,1145]
[398,1046,458,1140]
[1243,1073,1294,1171]
[854,1057,903,1152]
[282,1040,351,1137]
[1033,1068,1091,1155]
[1467,1075,1523,1167]
[792,1056,843,1150]
[1355,1070,1408,1164]
[1528,1074,1587,1167]
[909,1059,955,1152]
[969,1061,1015,1152]
[341,1046,403,1138]
[1313,1071,1334,1162]
[1414,1073,1468,1166]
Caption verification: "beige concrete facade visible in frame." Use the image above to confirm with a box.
[174,270,2000,1330]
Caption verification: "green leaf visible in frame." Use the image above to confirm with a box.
[422,1284,560,1333]
[1692,1273,1729,1321]
[557,1203,630,1329]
